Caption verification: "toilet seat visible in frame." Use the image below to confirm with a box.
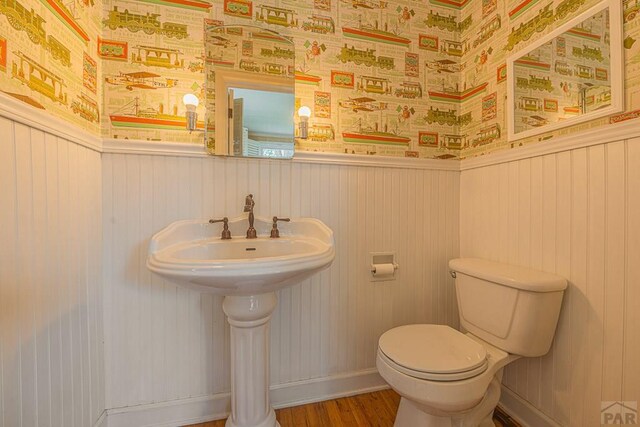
[378,324,488,381]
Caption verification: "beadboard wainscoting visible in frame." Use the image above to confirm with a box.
[0,117,105,427]
[460,139,640,427]
[101,152,460,418]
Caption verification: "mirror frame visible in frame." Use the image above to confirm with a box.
[506,0,624,142]
[213,69,294,156]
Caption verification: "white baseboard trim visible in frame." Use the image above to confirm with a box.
[499,385,562,427]
[104,369,387,427]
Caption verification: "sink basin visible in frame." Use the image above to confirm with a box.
[147,215,335,296]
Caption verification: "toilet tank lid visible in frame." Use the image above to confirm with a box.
[449,258,567,292]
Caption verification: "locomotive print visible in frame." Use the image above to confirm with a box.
[103,7,188,39]
[3,0,626,158]
[336,45,395,69]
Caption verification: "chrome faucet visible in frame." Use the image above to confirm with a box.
[244,194,257,239]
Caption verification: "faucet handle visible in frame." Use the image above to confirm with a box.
[270,216,290,238]
[209,217,231,240]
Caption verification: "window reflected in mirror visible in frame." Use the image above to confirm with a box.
[228,87,294,158]
[204,25,295,159]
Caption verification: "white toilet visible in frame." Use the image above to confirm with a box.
[376,258,567,427]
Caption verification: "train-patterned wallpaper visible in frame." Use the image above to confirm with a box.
[95,0,640,157]
[460,0,640,157]
[2,0,640,157]
[99,0,470,157]
[0,0,103,134]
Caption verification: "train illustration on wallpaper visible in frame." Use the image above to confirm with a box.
[424,107,472,126]
[302,15,335,34]
[71,93,99,123]
[417,133,467,152]
[103,7,188,39]
[572,45,604,62]
[357,75,391,95]
[395,82,423,99]
[342,119,411,145]
[470,123,501,147]
[440,134,467,151]
[109,98,204,130]
[505,0,590,51]
[555,0,587,20]
[255,5,298,28]
[440,39,467,57]
[11,51,67,105]
[516,75,553,92]
[263,62,292,76]
[505,4,556,51]
[0,0,71,66]
[260,45,294,59]
[308,124,335,141]
[424,11,472,33]
[337,45,395,69]
[131,45,185,69]
[473,14,501,48]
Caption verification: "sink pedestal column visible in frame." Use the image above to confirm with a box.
[223,292,280,427]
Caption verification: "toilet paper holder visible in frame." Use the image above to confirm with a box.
[369,252,398,282]
[370,263,399,274]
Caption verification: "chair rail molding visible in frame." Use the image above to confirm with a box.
[0,92,102,152]
[3,91,640,171]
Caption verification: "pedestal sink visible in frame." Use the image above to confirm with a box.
[147,215,335,427]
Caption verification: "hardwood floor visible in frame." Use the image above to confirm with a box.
[186,389,521,427]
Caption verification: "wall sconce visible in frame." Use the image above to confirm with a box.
[298,106,311,139]
[183,93,199,132]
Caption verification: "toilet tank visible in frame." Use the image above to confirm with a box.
[449,258,567,357]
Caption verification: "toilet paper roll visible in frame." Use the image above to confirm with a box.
[372,263,395,276]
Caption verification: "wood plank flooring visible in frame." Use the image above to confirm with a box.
[186,389,521,427]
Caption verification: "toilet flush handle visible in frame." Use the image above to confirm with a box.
[449,271,457,278]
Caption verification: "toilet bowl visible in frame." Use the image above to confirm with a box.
[376,325,519,427]
[376,258,567,427]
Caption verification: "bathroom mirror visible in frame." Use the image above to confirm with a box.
[204,25,295,159]
[506,0,623,141]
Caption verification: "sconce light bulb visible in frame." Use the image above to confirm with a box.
[298,106,310,139]
[183,93,199,110]
[298,106,311,119]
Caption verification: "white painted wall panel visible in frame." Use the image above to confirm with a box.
[101,153,460,409]
[0,117,105,427]
[460,140,640,427]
